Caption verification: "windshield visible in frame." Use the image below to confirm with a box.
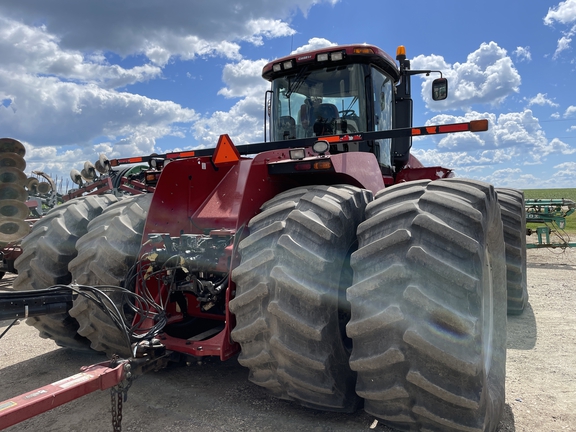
[271,64,368,141]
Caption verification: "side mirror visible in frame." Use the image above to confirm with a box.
[432,77,448,101]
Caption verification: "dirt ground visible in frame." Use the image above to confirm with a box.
[1,247,575,432]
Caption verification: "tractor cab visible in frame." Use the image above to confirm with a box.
[262,44,447,176]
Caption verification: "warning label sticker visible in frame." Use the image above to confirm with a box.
[0,401,17,412]
[52,373,94,389]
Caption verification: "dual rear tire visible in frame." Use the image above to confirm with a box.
[232,179,508,432]
[13,194,151,355]
[347,179,506,431]
[496,188,528,315]
[68,194,152,357]
[13,195,119,349]
[230,185,371,412]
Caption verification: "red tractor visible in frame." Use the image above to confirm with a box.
[3,44,527,432]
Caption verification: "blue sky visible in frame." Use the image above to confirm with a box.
[0,0,575,190]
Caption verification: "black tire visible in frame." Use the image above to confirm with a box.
[13,195,119,349]
[68,194,152,357]
[496,188,528,315]
[347,178,507,432]
[230,185,371,412]
[0,272,4,280]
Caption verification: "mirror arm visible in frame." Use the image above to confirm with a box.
[404,69,443,78]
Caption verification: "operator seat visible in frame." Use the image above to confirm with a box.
[279,116,296,140]
[313,103,339,136]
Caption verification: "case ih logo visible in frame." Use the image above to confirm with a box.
[297,55,312,61]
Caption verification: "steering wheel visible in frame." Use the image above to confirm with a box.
[339,110,356,118]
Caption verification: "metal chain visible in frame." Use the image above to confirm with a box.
[109,359,134,432]
[111,381,129,432]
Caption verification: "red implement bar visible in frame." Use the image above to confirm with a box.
[0,360,126,430]
[106,120,489,167]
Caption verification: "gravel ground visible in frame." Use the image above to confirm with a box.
[0,247,575,432]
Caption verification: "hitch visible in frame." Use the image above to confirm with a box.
[0,340,175,430]
[0,359,128,430]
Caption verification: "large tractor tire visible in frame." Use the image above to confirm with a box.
[496,188,528,315]
[68,193,152,357]
[230,185,371,412]
[13,194,119,349]
[347,179,507,432]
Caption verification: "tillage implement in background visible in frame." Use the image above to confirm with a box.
[525,198,575,248]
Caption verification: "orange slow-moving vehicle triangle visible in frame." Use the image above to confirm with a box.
[213,134,240,166]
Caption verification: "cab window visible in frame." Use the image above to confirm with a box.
[371,67,393,169]
[271,64,368,141]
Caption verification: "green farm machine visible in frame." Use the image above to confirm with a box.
[525,198,576,248]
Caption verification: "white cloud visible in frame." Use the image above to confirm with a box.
[548,137,576,155]
[478,168,542,189]
[191,57,272,146]
[0,16,198,158]
[564,105,576,117]
[0,70,197,147]
[0,17,162,88]
[555,161,576,169]
[525,93,559,107]
[411,148,508,170]
[143,38,243,67]
[0,3,343,188]
[544,1,576,59]
[0,0,334,66]
[544,0,576,25]
[553,26,576,59]
[553,161,576,182]
[411,42,521,110]
[245,19,296,45]
[413,110,576,171]
[554,161,576,172]
[193,96,264,148]
[291,37,337,54]
[217,59,270,99]
[514,46,532,62]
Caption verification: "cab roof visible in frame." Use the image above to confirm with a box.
[262,44,400,82]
